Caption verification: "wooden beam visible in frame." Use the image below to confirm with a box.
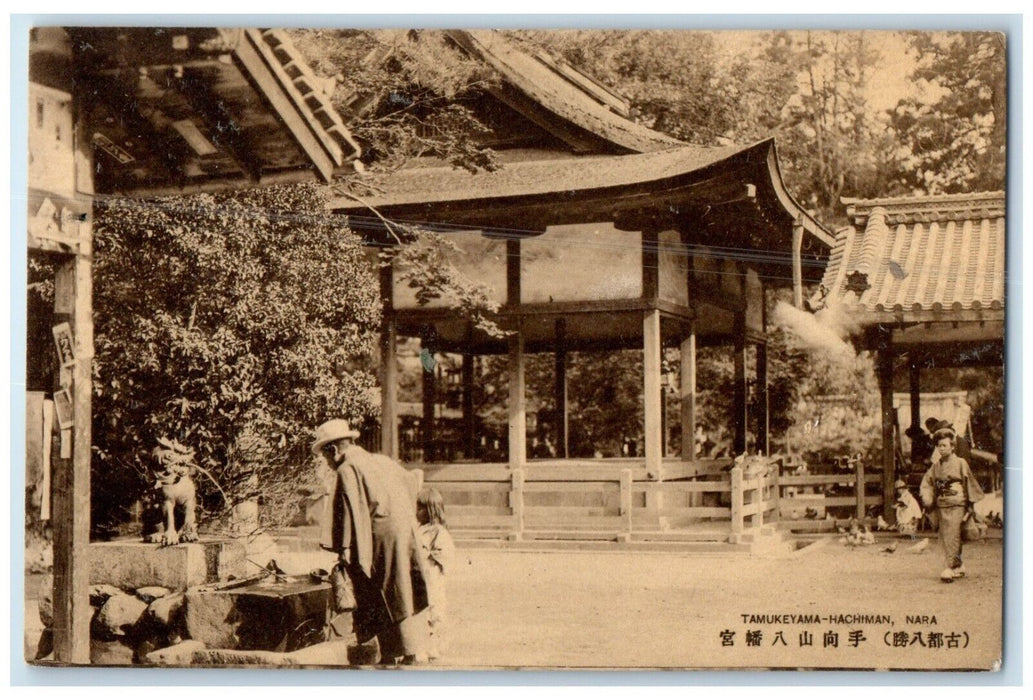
[643,309,663,479]
[878,346,896,520]
[679,328,697,460]
[462,352,476,460]
[507,322,526,469]
[732,314,748,455]
[380,320,399,459]
[642,229,659,300]
[506,238,521,307]
[50,250,92,664]
[756,340,769,456]
[173,67,264,182]
[422,349,437,463]
[554,318,569,459]
[909,359,922,433]
[791,221,804,309]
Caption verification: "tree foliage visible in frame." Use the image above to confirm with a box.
[89,184,381,530]
[889,32,1007,194]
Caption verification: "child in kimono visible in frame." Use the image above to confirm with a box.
[893,479,923,537]
[417,487,455,660]
[920,429,984,583]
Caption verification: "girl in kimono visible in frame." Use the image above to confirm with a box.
[417,486,455,661]
[920,429,984,583]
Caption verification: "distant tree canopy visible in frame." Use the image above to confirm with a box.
[890,31,1007,194]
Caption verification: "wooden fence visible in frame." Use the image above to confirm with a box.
[776,459,886,532]
[412,458,780,543]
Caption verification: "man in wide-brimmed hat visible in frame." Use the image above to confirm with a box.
[313,419,429,664]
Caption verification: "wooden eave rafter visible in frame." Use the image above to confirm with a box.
[170,66,264,183]
[231,29,338,182]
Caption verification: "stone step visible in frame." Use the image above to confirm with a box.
[89,538,248,591]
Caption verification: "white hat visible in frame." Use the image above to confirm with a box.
[311,419,360,455]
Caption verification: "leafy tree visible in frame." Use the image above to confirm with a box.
[88,183,382,530]
[288,29,500,174]
[771,31,904,223]
[889,31,1006,194]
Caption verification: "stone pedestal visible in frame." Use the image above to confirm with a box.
[89,538,247,591]
[185,577,333,652]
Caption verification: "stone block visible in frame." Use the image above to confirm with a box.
[145,639,206,666]
[193,648,298,667]
[135,586,171,603]
[90,538,247,590]
[90,583,124,607]
[93,593,148,639]
[286,639,350,666]
[148,591,186,628]
[185,576,332,652]
[267,550,337,577]
[90,638,135,665]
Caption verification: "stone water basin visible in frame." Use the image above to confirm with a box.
[185,574,336,652]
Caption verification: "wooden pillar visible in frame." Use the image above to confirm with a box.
[878,346,897,519]
[756,341,769,456]
[462,352,475,460]
[380,320,399,459]
[732,315,748,455]
[854,456,866,520]
[791,222,804,309]
[909,359,925,462]
[643,309,663,478]
[508,323,526,469]
[422,350,436,463]
[679,330,697,460]
[51,243,92,664]
[554,318,569,459]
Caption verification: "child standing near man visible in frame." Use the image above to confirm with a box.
[417,487,455,661]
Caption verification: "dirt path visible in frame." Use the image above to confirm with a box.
[22,537,1002,671]
[443,538,1002,670]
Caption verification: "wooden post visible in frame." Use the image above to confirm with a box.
[619,469,633,540]
[854,456,866,520]
[909,358,921,461]
[732,315,748,456]
[729,464,744,543]
[51,244,93,664]
[509,469,525,540]
[792,222,804,309]
[462,352,475,460]
[421,349,436,463]
[380,320,398,459]
[679,330,697,460]
[508,323,526,470]
[878,347,897,520]
[554,318,569,458]
[643,309,663,480]
[756,341,769,456]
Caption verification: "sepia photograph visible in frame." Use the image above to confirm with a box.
[20,22,1008,672]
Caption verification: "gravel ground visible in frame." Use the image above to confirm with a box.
[442,537,1003,670]
[23,536,1002,672]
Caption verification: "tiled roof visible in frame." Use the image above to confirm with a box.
[446,30,685,154]
[819,192,1005,321]
[334,141,754,211]
[247,29,362,169]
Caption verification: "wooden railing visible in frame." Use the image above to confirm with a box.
[776,463,886,531]
[411,458,781,543]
